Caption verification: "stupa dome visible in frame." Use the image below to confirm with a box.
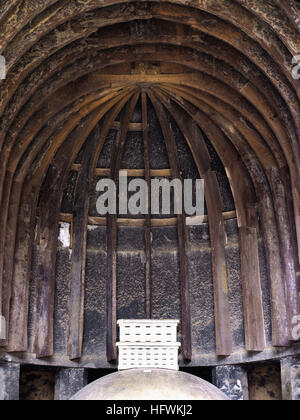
[71,369,229,400]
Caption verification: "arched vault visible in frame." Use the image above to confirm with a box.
[0,0,299,364]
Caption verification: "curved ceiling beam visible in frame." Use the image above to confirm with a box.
[233,0,299,55]
[1,0,298,99]
[1,14,298,212]
[106,91,140,362]
[9,90,136,353]
[2,30,292,162]
[1,4,298,131]
[159,84,299,276]
[0,86,131,302]
[0,44,295,194]
[1,19,295,147]
[155,87,290,346]
[159,84,280,169]
[0,21,298,205]
[0,81,131,227]
[0,47,298,260]
[0,87,130,342]
[2,88,135,351]
[273,0,300,32]
[155,88,266,351]
[0,6,298,174]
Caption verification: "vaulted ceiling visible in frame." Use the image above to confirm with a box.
[0,1,299,363]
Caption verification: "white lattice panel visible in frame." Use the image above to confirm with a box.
[117,344,180,370]
[118,319,179,343]
[117,320,180,370]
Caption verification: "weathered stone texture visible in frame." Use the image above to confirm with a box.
[212,365,249,400]
[0,363,20,401]
[281,357,300,400]
[55,368,88,400]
